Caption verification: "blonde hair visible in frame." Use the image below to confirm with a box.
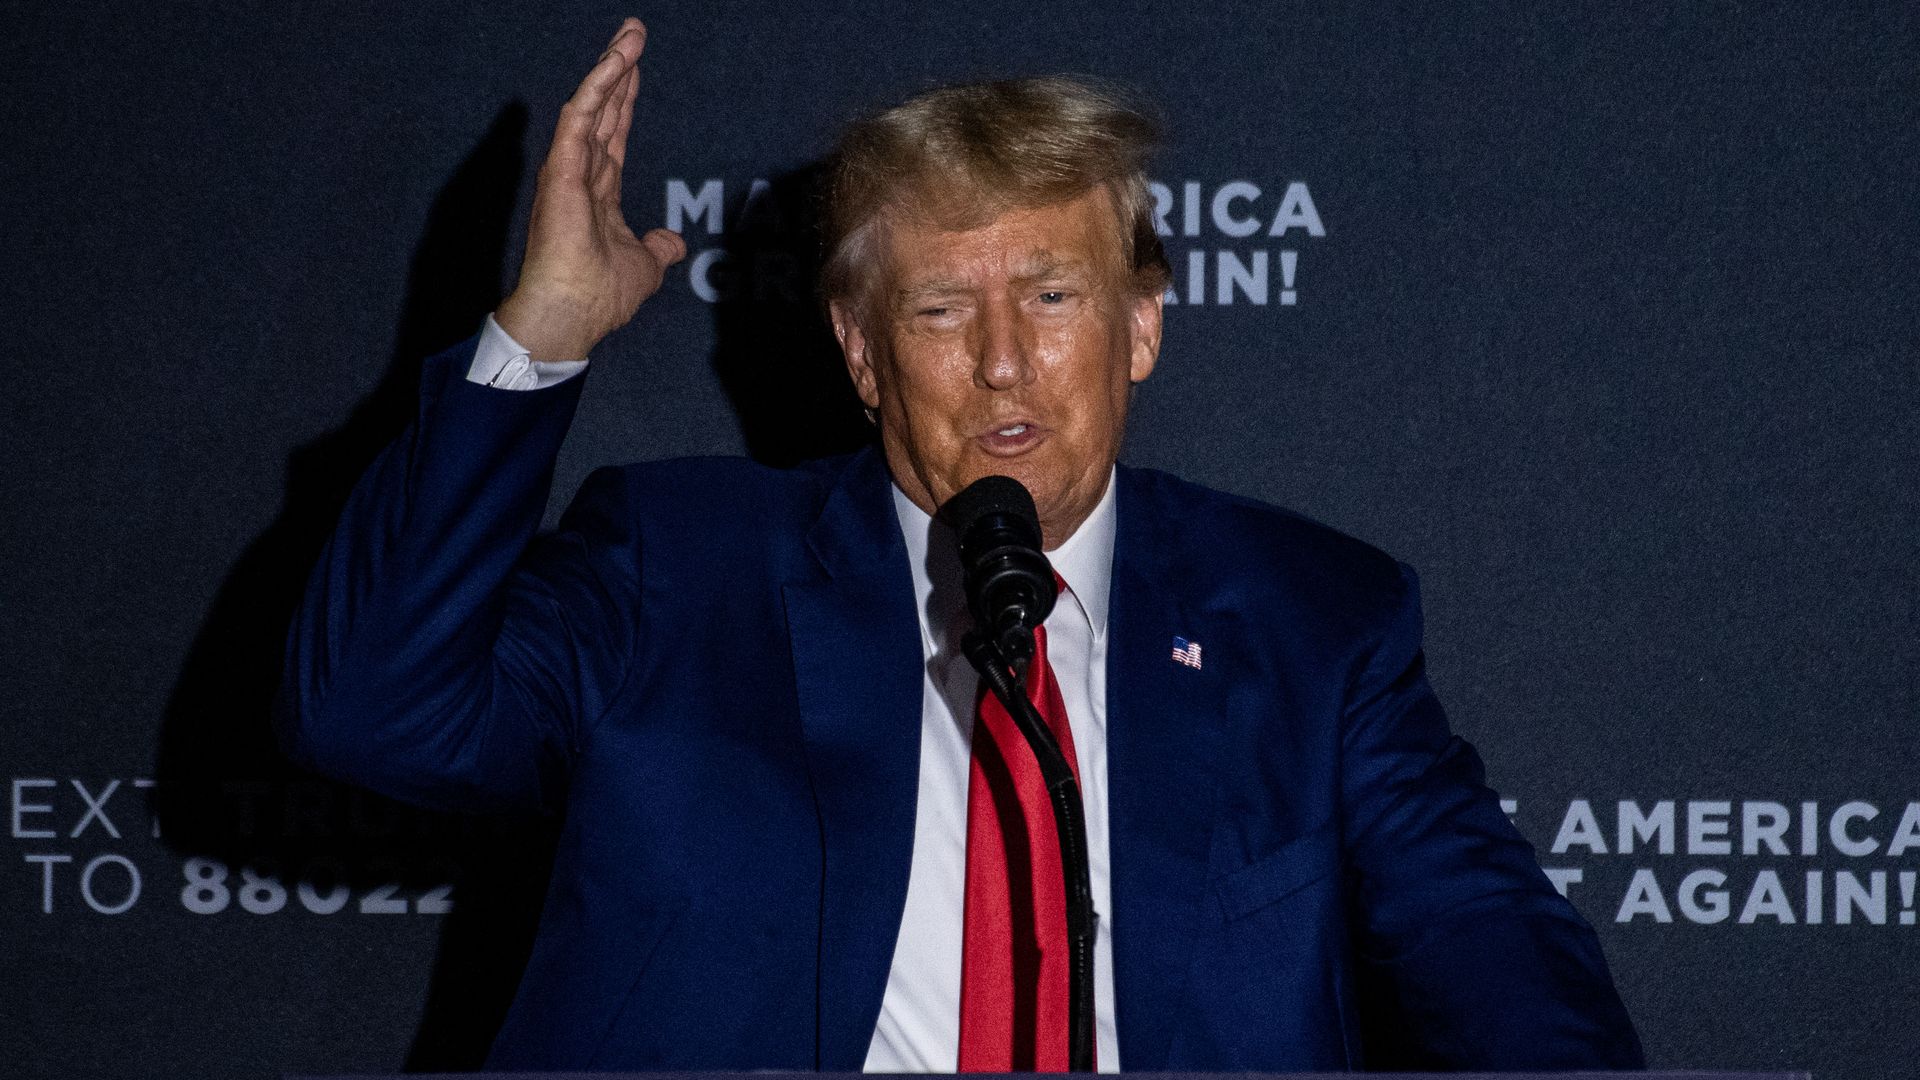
[820,76,1170,311]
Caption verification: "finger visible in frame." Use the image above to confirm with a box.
[576,27,642,114]
[603,67,638,172]
[596,63,635,147]
[641,228,688,268]
[588,77,632,204]
[600,18,647,70]
[589,134,622,205]
[551,24,645,174]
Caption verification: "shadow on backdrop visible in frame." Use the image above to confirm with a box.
[155,103,556,1072]
[156,107,875,1070]
[707,162,874,466]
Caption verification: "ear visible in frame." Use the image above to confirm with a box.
[830,299,882,409]
[1128,290,1164,384]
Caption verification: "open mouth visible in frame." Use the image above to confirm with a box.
[978,421,1045,455]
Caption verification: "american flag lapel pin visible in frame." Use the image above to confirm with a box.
[1170,635,1203,670]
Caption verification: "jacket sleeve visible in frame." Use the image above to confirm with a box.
[274,336,643,816]
[1338,563,1645,1069]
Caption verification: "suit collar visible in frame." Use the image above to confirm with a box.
[1047,467,1117,640]
[802,447,906,584]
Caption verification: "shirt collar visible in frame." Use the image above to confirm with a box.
[889,469,1116,647]
[1043,471,1116,642]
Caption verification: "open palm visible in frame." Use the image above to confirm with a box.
[498,18,686,360]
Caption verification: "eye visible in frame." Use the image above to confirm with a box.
[1038,291,1068,304]
[918,306,949,318]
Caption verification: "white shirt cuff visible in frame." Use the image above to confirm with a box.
[465,314,589,390]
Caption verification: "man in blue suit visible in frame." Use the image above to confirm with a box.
[280,18,1643,1072]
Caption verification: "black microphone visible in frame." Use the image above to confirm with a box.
[943,475,1097,1070]
[940,475,1058,670]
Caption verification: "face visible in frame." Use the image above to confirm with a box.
[831,187,1163,550]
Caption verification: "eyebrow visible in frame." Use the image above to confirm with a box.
[1013,254,1089,284]
[892,255,1094,308]
[894,279,972,307]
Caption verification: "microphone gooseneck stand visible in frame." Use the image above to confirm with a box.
[962,629,1098,1073]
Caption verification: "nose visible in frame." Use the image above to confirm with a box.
[975,297,1033,391]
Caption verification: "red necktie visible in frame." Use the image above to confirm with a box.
[958,617,1085,1071]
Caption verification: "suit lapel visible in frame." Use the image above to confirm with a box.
[1106,466,1228,1069]
[782,449,924,1070]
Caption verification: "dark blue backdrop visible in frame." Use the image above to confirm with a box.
[3,2,1914,1078]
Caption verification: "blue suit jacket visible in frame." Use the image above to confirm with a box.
[279,338,1643,1071]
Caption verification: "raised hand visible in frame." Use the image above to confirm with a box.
[497,18,687,361]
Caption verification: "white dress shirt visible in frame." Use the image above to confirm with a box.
[467,317,1121,1071]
